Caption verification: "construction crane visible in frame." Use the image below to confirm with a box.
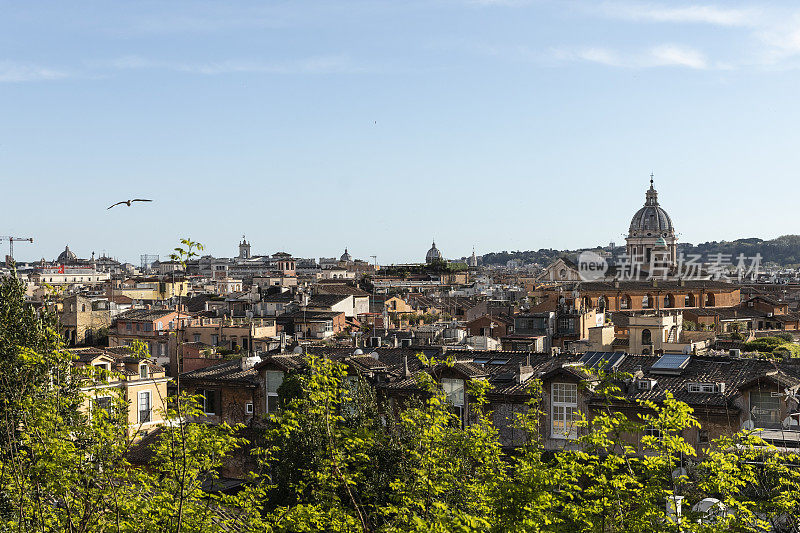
[0,236,34,264]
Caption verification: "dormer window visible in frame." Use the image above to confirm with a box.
[637,378,656,391]
[139,365,148,379]
[687,382,723,394]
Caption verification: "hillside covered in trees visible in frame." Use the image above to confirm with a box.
[480,235,800,267]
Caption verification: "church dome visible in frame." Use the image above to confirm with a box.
[426,241,442,263]
[57,245,78,264]
[340,248,352,262]
[628,178,674,237]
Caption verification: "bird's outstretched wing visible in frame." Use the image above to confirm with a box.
[107,201,126,210]
[131,199,153,203]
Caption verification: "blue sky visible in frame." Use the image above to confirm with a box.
[3,1,800,265]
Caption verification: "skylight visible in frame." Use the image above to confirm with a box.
[650,353,691,375]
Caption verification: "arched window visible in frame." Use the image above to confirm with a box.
[620,295,631,310]
[598,296,608,311]
[685,293,696,307]
[664,294,674,308]
[643,294,653,309]
[705,293,715,307]
[642,328,652,346]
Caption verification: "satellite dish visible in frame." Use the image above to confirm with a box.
[741,420,755,431]
[782,416,799,429]
[671,467,687,480]
[692,497,727,522]
[292,346,303,354]
[353,349,364,356]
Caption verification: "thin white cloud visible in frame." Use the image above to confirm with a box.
[553,44,708,69]
[647,44,708,69]
[98,54,365,75]
[0,61,68,82]
[595,2,757,27]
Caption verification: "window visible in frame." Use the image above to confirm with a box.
[551,382,579,439]
[193,334,201,343]
[211,334,219,346]
[698,429,709,445]
[138,391,151,423]
[441,378,465,423]
[81,304,86,312]
[136,323,140,332]
[139,365,148,379]
[245,402,254,415]
[126,322,132,331]
[750,391,781,428]
[92,396,113,419]
[94,362,111,372]
[641,328,652,346]
[199,389,217,415]
[687,383,716,393]
[266,371,284,413]
[620,296,631,310]
[157,321,163,330]
[637,379,655,391]
[644,425,662,439]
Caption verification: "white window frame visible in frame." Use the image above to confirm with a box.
[644,425,662,439]
[245,402,254,415]
[266,371,284,414]
[138,390,152,424]
[139,364,148,379]
[551,382,579,440]
[687,383,716,394]
[441,378,465,423]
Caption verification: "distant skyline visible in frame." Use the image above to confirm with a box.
[4,1,800,264]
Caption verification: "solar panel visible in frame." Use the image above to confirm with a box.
[490,359,510,365]
[604,352,626,371]
[472,359,489,365]
[651,353,691,374]
[580,352,604,368]
[578,351,627,372]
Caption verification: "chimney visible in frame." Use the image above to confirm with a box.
[403,354,411,378]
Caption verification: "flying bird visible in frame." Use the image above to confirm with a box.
[107,199,153,210]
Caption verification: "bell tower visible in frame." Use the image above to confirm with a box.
[238,235,251,259]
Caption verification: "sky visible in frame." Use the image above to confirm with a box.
[3,1,800,265]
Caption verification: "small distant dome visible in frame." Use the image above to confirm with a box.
[292,346,303,354]
[628,179,674,237]
[57,245,78,264]
[353,348,364,356]
[426,241,442,264]
[340,248,352,262]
